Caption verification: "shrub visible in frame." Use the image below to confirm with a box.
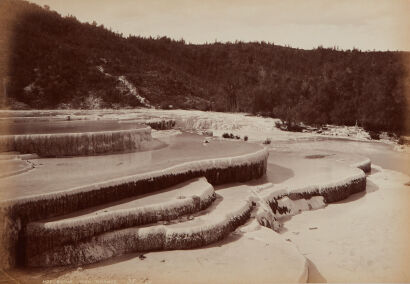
[244,136,248,141]
[222,133,237,139]
[287,124,304,132]
[398,137,404,145]
[369,131,380,140]
[274,121,282,129]
[263,138,271,145]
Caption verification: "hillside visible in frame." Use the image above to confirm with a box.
[0,0,409,133]
[0,0,213,111]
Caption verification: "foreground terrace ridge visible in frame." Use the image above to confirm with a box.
[0,134,268,268]
[0,137,373,270]
[19,148,369,268]
[26,186,254,267]
[25,177,216,259]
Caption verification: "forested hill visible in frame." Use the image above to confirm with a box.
[1,0,409,133]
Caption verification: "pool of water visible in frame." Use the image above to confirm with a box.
[271,138,410,176]
[0,132,263,199]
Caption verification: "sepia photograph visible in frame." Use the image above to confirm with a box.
[0,0,409,283]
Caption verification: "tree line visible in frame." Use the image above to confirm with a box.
[1,0,409,133]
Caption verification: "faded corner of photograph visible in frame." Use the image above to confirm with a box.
[0,0,409,283]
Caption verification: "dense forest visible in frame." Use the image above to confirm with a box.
[0,0,409,133]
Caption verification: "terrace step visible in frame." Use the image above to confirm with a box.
[25,177,215,264]
[262,152,369,203]
[0,125,152,157]
[252,153,369,231]
[0,140,267,269]
[26,186,254,267]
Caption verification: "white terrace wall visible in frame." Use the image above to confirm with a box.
[0,127,152,157]
[0,148,268,268]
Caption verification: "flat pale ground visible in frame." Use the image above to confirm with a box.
[271,140,410,282]
[241,142,410,282]
[280,166,410,282]
[0,133,262,200]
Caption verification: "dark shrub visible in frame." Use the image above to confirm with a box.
[244,136,248,141]
[369,131,380,140]
[263,138,271,144]
[229,133,234,139]
[222,133,230,138]
[287,124,304,132]
[235,135,240,140]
